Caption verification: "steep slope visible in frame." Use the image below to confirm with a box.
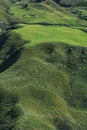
[54,0,87,21]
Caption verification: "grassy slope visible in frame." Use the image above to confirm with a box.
[9,1,81,25]
[0,0,87,130]
[10,0,87,47]
[0,42,87,130]
[14,24,87,47]
[0,0,11,21]
[56,0,87,6]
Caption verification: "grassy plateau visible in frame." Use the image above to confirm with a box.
[14,24,87,46]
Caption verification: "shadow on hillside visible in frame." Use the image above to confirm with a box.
[0,32,25,73]
[0,33,8,51]
[54,117,72,130]
[0,49,21,73]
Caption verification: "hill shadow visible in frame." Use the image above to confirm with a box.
[0,48,21,73]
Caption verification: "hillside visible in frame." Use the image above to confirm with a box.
[55,0,87,7]
[0,0,11,21]
[0,0,87,130]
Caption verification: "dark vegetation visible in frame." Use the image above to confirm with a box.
[54,117,73,130]
[30,0,45,2]
[70,7,87,21]
[41,43,87,72]
[54,0,87,21]
[0,88,22,130]
[38,42,87,110]
[54,0,87,7]
[66,46,87,71]
[0,32,25,72]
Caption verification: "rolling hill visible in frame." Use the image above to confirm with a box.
[0,0,87,130]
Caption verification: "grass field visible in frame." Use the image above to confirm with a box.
[14,24,87,47]
[10,3,78,25]
[0,41,87,130]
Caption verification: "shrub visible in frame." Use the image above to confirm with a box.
[54,117,72,130]
[0,88,22,130]
[41,43,55,54]
[6,32,25,47]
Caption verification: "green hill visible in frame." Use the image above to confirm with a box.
[0,0,87,130]
[9,0,87,25]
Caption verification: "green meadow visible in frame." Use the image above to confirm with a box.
[14,24,87,46]
[10,3,78,25]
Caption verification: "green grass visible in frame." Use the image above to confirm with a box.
[0,0,11,21]
[0,42,87,129]
[14,24,87,47]
[9,1,80,25]
[0,0,87,130]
